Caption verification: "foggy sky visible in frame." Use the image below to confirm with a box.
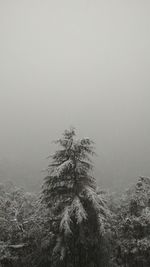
[0,0,150,191]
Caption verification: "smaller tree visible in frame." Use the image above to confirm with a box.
[111,177,150,267]
[42,128,108,267]
[0,182,38,267]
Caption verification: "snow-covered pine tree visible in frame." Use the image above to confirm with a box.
[42,128,108,267]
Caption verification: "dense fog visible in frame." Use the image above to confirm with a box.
[0,0,150,191]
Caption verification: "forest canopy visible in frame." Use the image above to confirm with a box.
[0,128,150,267]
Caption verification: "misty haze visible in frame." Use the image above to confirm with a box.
[0,0,150,191]
[0,1,150,267]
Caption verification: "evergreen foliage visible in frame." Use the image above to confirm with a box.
[1,129,150,267]
[110,177,150,267]
[42,128,108,267]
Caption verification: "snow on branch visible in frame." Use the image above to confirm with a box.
[60,207,72,235]
[52,159,73,178]
[84,186,105,212]
[70,196,87,224]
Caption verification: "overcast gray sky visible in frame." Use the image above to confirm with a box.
[0,0,150,190]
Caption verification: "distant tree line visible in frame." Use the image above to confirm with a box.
[0,128,150,267]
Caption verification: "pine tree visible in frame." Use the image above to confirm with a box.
[111,177,150,267]
[42,128,108,267]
